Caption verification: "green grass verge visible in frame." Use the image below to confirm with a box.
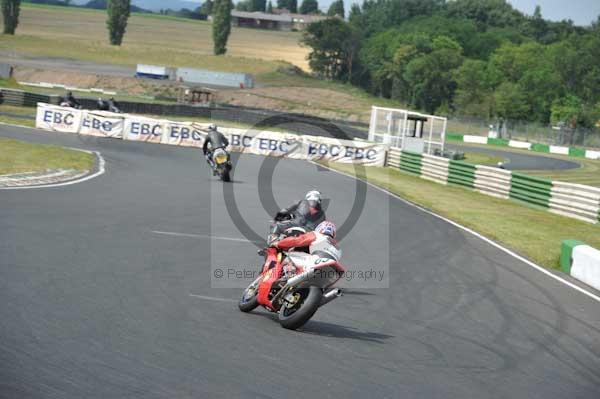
[0,137,95,175]
[324,162,600,269]
[0,78,22,89]
[463,152,503,166]
[455,142,600,188]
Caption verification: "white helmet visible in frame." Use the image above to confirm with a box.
[305,190,321,203]
[208,124,217,131]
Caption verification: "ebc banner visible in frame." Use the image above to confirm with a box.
[123,116,165,144]
[163,121,206,147]
[303,136,386,166]
[221,128,304,159]
[80,111,125,138]
[36,103,82,133]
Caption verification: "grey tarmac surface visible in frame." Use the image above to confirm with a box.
[1,124,600,398]
[448,143,581,170]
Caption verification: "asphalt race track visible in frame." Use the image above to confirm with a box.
[448,144,580,171]
[1,124,600,398]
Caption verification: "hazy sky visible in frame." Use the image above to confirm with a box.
[507,0,600,25]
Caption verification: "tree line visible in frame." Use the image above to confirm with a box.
[234,0,343,17]
[302,0,600,129]
[2,0,233,55]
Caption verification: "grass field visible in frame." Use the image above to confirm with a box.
[0,137,94,175]
[455,142,600,187]
[0,3,412,122]
[463,152,503,166]
[526,158,600,187]
[1,3,308,73]
[325,162,600,270]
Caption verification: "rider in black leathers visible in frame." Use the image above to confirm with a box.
[274,190,326,234]
[61,91,81,108]
[203,124,230,173]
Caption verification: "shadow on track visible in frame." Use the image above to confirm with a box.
[249,311,393,343]
[299,321,394,343]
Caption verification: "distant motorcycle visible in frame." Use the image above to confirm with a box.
[97,98,121,113]
[60,101,82,109]
[207,147,232,182]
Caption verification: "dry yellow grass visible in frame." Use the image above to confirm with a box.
[1,4,309,72]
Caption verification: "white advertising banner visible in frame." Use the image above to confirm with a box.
[163,121,206,147]
[303,135,387,166]
[35,103,82,133]
[219,127,387,166]
[34,104,387,166]
[219,127,306,159]
[123,115,165,144]
[80,110,125,138]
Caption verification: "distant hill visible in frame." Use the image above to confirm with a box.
[70,0,201,12]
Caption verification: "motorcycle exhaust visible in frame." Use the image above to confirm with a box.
[319,288,343,307]
[286,270,314,287]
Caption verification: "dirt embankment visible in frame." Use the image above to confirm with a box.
[13,67,371,123]
[215,87,372,123]
[13,67,177,97]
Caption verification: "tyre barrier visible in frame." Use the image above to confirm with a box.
[387,149,600,225]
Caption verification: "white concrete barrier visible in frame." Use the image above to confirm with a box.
[463,135,488,144]
[549,145,570,155]
[508,140,532,150]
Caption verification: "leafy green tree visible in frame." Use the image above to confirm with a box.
[327,0,344,17]
[1,0,21,35]
[277,0,297,12]
[527,5,549,42]
[212,0,232,55]
[301,18,360,81]
[200,0,213,15]
[445,0,524,31]
[453,59,493,117]
[266,0,273,13]
[348,2,361,22]
[402,37,464,112]
[551,95,583,126]
[236,0,251,11]
[250,0,266,12]
[299,0,318,14]
[494,82,530,121]
[106,0,131,46]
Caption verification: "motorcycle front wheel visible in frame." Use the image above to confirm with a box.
[220,169,231,182]
[278,286,323,330]
[238,277,261,312]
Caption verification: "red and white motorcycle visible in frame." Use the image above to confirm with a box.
[238,245,346,330]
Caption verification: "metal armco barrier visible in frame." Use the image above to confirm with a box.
[387,149,600,225]
[0,89,58,107]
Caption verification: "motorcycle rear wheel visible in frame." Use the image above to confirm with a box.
[278,286,322,330]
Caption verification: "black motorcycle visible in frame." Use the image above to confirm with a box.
[207,147,232,182]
